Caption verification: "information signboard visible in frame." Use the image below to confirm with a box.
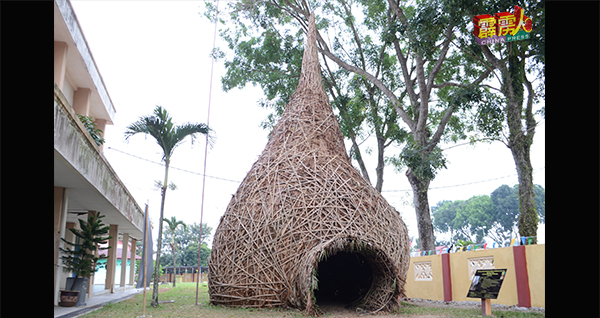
[466,269,507,300]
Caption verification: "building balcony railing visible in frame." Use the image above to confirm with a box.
[54,83,144,238]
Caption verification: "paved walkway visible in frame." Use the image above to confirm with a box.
[54,285,149,318]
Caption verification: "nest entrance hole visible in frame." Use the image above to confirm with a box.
[314,251,373,308]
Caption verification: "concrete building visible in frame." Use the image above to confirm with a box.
[54,0,146,306]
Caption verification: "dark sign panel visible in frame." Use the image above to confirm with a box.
[466,269,507,299]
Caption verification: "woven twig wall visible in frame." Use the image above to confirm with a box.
[208,13,410,315]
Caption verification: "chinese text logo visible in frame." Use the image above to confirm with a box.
[473,6,533,45]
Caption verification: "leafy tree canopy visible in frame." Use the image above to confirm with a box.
[160,221,213,267]
[432,184,544,245]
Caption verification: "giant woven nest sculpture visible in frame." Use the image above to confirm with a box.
[208,13,410,315]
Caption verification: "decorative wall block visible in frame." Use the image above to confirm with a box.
[414,261,433,281]
[467,257,494,280]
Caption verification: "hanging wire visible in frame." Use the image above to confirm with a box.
[382,166,545,193]
[196,0,219,306]
[106,145,543,193]
[106,147,241,183]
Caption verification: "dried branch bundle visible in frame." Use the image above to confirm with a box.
[208,13,410,316]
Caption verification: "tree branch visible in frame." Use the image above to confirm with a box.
[426,65,494,151]
[450,39,500,84]
[339,0,366,71]
[481,44,506,73]
[433,82,501,93]
[315,30,416,133]
[386,0,429,139]
[425,19,455,96]
[386,6,419,126]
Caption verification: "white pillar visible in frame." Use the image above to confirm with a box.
[129,238,137,285]
[106,224,119,292]
[120,233,130,287]
[54,41,68,89]
[53,187,69,305]
[72,88,91,116]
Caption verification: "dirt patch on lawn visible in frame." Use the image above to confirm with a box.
[314,299,544,317]
[316,302,442,318]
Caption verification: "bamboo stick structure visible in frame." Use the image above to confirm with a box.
[208,13,410,315]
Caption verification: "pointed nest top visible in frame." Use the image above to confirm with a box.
[263,13,347,159]
[295,13,325,100]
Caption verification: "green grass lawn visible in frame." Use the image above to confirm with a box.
[79,282,544,318]
[396,301,545,318]
[79,282,304,318]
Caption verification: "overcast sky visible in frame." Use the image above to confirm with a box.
[70,1,545,249]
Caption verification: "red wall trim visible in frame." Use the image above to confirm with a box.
[441,253,452,302]
[513,245,531,307]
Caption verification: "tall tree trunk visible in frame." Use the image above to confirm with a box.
[510,141,537,241]
[406,168,435,251]
[505,47,538,244]
[375,135,386,192]
[482,42,539,245]
[151,160,170,307]
[172,242,177,288]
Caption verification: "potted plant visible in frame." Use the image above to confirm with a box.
[59,211,112,307]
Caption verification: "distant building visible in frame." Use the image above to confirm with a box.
[95,241,142,286]
[54,0,147,306]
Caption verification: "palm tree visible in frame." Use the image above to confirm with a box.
[125,105,211,307]
[163,216,186,287]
